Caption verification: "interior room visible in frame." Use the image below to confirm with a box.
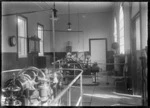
[1,1,148,106]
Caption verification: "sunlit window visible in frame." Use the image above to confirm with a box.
[114,18,117,42]
[119,4,124,54]
[38,24,44,56]
[18,16,27,58]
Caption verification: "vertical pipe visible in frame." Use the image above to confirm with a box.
[52,10,56,69]
[80,74,83,106]
[67,88,71,106]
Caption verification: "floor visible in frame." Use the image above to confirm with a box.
[60,72,142,106]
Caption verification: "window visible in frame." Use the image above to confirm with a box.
[135,17,141,50]
[119,4,125,54]
[18,16,27,58]
[114,18,117,42]
[38,24,44,56]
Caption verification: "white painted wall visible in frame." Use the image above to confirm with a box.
[141,2,148,49]
[113,2,131,54]
[131,2,148,49]
[2,2,51,53]
[54,12,113,52]
[131,2,140,18]
[112,2,147,54]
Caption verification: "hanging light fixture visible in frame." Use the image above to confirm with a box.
[51,2,58,21]
[67,2,72,31]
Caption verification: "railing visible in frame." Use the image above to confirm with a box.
[49,68,83,106]
[2,69,22,73]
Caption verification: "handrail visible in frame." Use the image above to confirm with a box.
[2,69,22,73]
[49,68,83,106]
[53,62,125,65]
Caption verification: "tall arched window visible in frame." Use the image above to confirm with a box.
[114,18,117,42]
[119,4,124,54]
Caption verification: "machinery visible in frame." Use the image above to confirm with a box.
[56,53,99,84]
[2,67,63,106]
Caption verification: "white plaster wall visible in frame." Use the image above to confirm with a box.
[2,15,17,52]
[141,2,148,49]
[131,2,140,18]
[2,2,51,53]
[113,2,131,54]
[113,2,148,54]
[54,12,113,52]
[123,2,131,54]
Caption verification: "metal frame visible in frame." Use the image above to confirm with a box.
[2,69,22,73]
[2,68,83,106]
[49,68,83,106]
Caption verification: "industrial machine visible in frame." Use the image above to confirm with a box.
[2,67,63,106]
[55,53,99,84]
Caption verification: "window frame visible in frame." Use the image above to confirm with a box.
[17,15,28,58]
[37,23,44,56]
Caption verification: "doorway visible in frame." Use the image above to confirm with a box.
[89,38,107,71]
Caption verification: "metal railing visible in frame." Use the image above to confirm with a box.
[49,68,83,106]
[2,69,22,73]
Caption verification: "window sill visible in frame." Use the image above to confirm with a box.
[38,54,44,57]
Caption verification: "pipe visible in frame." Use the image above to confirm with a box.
[52,10,56,69]
[2,69,22,73]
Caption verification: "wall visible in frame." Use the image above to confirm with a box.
[140,2,148,49]
[50,12,113,61]
[113,2,131,54]
[113,2,148,95]
[2,2,51,70]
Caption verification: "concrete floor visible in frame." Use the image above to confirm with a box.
[60,72,142,106]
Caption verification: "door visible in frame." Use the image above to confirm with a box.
[89,38,107,71]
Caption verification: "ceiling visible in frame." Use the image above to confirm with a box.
[2,2,114,15]
[44,2,114,14]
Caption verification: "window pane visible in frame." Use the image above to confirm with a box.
[18,38,21,53]
[18,17,26,37]
[120,30,124,37]
[114,18,117,42]
[119,5,124,54]
[136,17,141,50]
[40,41,43,54]
[21,38,24,55]
[24,38,27,55]
[38,25,44,56]
[18,16,27,57]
